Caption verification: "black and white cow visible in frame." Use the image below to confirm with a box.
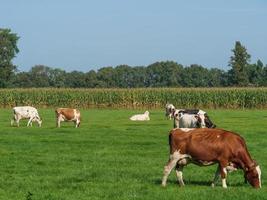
[165,103,176,120]
[172,109,216,128]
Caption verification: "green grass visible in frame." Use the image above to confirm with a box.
[0,109,266,200]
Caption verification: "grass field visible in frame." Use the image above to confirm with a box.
[0,109,266,200]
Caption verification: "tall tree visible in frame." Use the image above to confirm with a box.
[13,72,32,87]
[65,71,86,88]
[0,28,19,87]
[113,65,135,88]
[228,41,250,86]
[48,68,66,88]
[260,64,267,86]
[247,60,264,86]
[84,70,98,88]
[181,65,209,87]
[96,67,116,87]
[146,61,183,87]
[28,65,50,87]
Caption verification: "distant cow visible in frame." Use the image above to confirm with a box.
[173,111,205,128]
[130,111,150,121]
[161,128,261,188]
[11,106,42,127]
[55,108,81,128]
[173,109,216,128]
[165,103,175,120]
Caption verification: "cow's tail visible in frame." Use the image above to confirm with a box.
[78,111,81,121]
[168,131,172,146]
[76,109,81,121]
[11,108,17,126]
[168,130,174,154]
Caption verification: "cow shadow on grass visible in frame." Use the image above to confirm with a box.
[154,179,211,187]
[126,123,167,127]
[154,179,248,188]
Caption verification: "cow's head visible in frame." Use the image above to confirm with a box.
[204,114,216,128]
[168,107,175,115]
[245,162,261,188]
[166,104,175,119]
[32,116,42,127]
[195,114,206,128]
[172,109,183,120]
[144,111,149,116]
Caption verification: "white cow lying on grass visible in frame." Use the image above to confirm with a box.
[11,106,42,127]
[130,111,150,121]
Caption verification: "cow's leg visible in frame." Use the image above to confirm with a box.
[27,117,33,127]
[175,164,185,186]
[162,159,177,187]
[211,165,220,187]
[219,162,228,188]
[29,118,34,127]
[56,116,61,128]
[16,115,20,127]
[162,151,181,187]
[74,120,78,128]
[11,115,15,126]
[173,119,179,128]
[75,119,80,128]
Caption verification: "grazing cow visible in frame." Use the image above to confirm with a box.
[165,103,175,120]
[173,109,216,128]
[161,128,261,188]
[173,110,206,128]
[55,108,81,128]
[11,106,42,127]
[130,111,150,121]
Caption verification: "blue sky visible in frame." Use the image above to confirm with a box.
[1,0,267,72]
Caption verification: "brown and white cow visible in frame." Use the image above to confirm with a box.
[162,128,261,188]
[55,108,81,128]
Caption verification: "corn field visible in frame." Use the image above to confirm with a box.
[0,88,266,109]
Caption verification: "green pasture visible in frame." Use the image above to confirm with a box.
[0,109,266,200]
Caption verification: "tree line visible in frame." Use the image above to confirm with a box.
[1,28,267,88]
